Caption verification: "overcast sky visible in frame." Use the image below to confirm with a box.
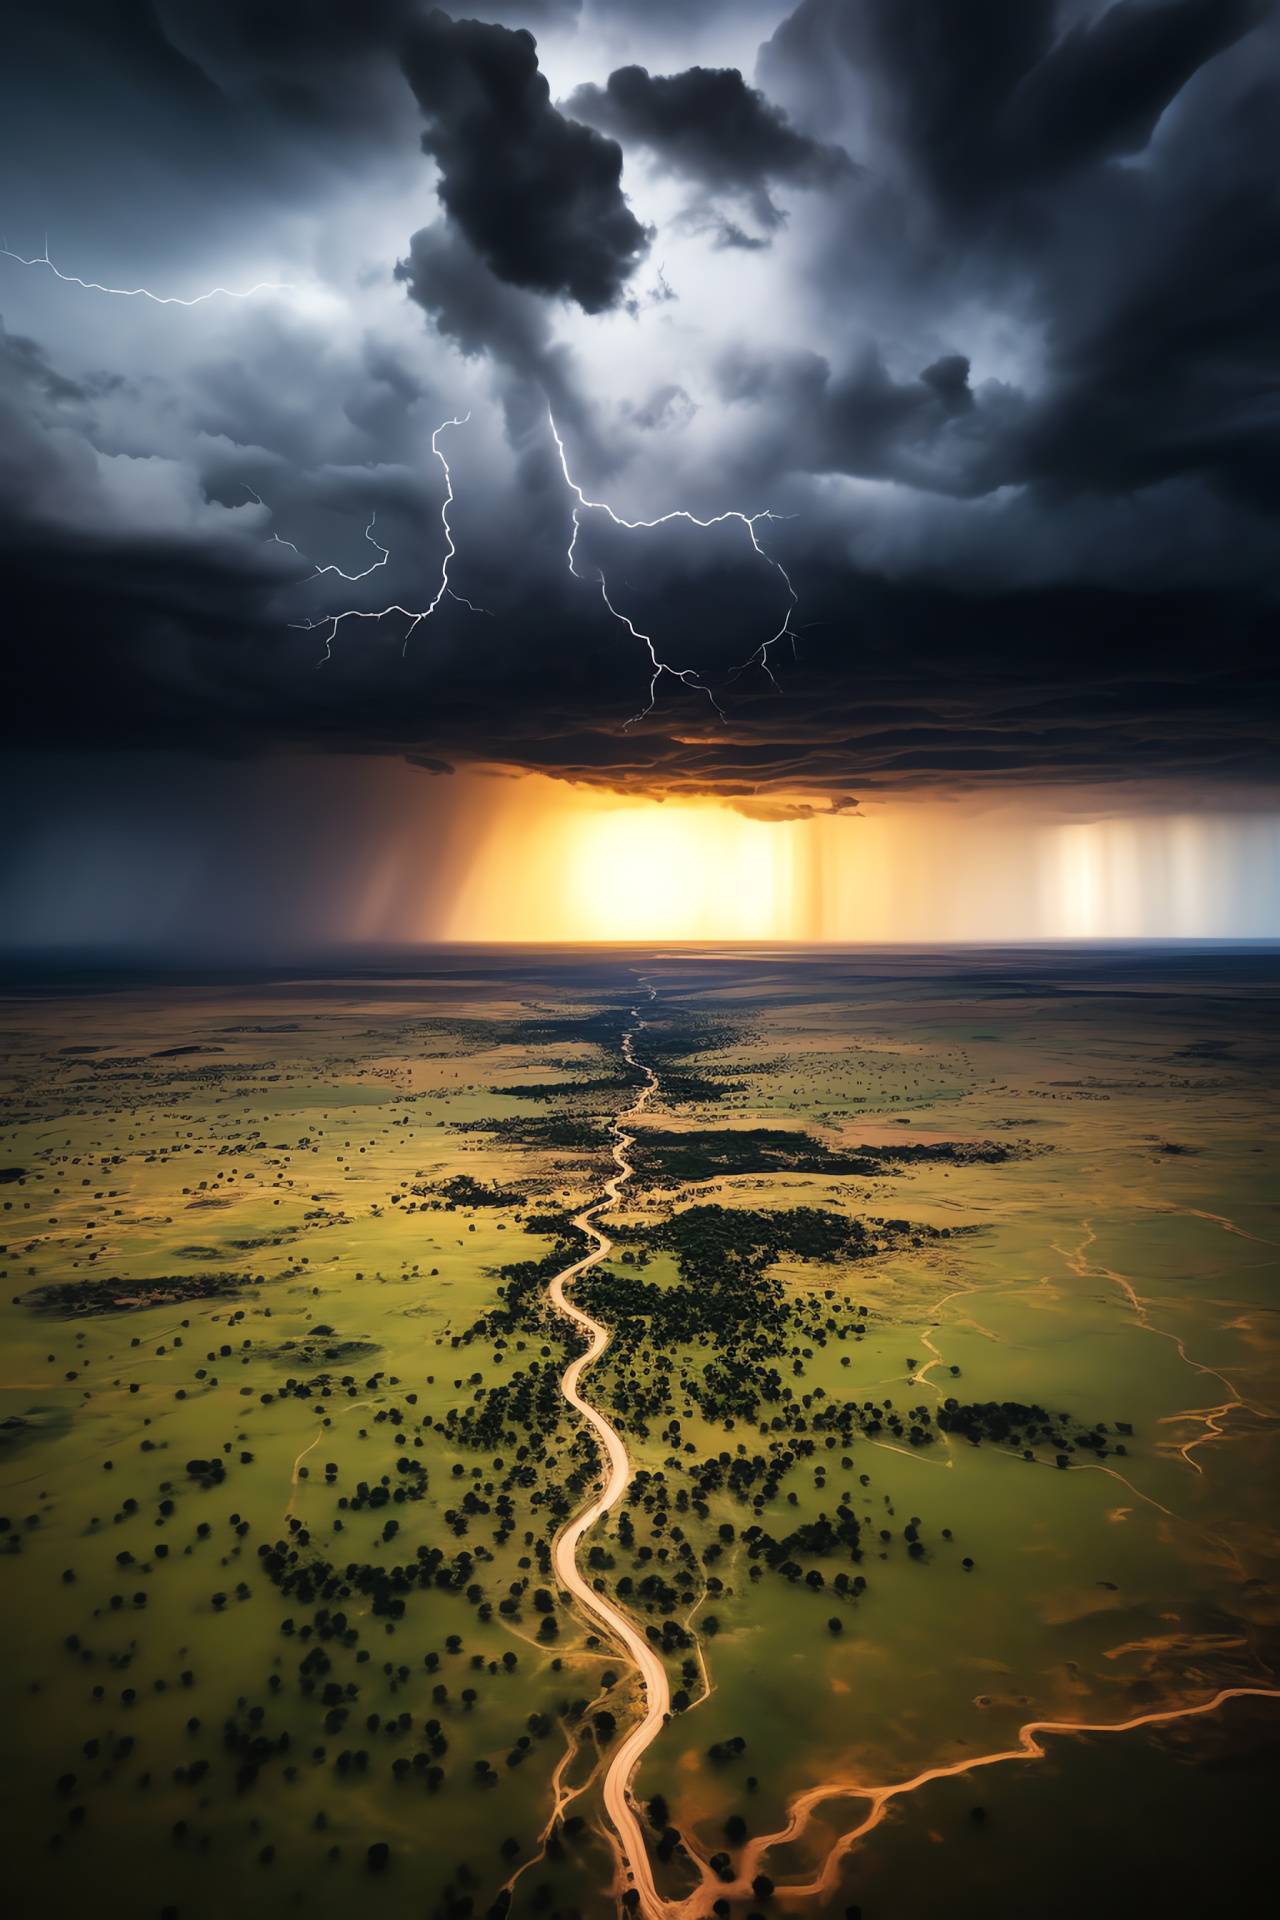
[2,0,1278,806]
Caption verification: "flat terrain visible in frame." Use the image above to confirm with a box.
[1,945,1277,1920]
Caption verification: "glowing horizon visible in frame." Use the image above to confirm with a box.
[440,777,1280,946]
[1,755,1277,952]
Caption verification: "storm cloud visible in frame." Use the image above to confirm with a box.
[0,0,1277,800]
[566,63,854,231]
[768,0,1271,201]
[403,11,650,311]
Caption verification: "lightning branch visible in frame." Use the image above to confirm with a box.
[288,416,487,666]
[549,412,800,727]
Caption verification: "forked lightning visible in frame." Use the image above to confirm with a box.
[549,411,799,725]
[289,416,487,665]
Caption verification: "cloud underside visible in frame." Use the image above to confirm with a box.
[2,513,1274,795]
[0,0,1277,797]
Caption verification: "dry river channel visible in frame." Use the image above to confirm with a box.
[546,1014,679,1918]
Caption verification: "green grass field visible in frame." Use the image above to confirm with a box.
[2,948,1277,1920]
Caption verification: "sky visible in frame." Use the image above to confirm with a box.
[1,2,1278,944]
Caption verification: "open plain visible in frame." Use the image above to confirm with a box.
[1,944,1277,1920]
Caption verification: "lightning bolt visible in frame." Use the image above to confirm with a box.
[1,241,292,306]
[603,571,726,727]
[548,411,799,726]
[240,486,307,561]
[289,415,487,666]
[306,514,390,584]
[7,240,487,672]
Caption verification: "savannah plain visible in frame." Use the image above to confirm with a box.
[1,945,1276,1920]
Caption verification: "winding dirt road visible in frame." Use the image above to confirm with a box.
[547,1016,672,1913]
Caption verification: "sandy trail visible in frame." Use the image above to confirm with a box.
[545,1013,673,1912]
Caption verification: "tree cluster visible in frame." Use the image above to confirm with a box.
[936,1399,1133,1459]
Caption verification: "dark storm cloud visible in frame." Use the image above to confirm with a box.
[2,287,1274,799]
[0,0,1279,802]
[992,0,1271,186]
[393,221,597,456]
[710,341,994,496]
[0,1,414,237]
[8,554,1276,800]
[764,0,1270,199]
[402,11,650,312]
[752,0,1280,511]
[566,64,853,228]
[158,1,581,139]
[0,3,589,248]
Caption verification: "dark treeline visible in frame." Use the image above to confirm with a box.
[489,1070,745,1112]
[869,1139,1049,1166]
[647,1074,748,1104]
[625,1129,889,1185]
[450,1114,612,1150]
[629,1019,747,1067]
[420,1174,528,1209]
[392,1005,639,1052]
[465,1005,751,1111]
[937,1399,1133,1460]
[635,1203,876,1269]
[571,1203,953,1422]
[488,1075,647,1102]
[23,1271,255,1316]
[623,1128,1046,1185]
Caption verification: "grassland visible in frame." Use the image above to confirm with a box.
[1,946,1277,1920]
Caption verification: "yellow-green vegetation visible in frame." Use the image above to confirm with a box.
[1,949,1277,1920]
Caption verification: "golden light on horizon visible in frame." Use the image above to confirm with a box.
[441,785,820,942]
[0,756,1276,948]
[434,772,1280,946]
